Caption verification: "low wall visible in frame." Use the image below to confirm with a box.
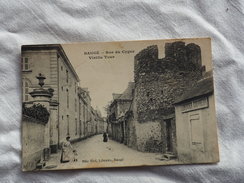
[135,120,162,152]
[22,115,45,171]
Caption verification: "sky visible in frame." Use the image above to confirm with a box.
[62,38,212,117]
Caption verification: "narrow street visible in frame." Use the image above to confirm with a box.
[45,134,176,170]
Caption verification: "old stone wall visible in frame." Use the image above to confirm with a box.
[134,41,202,122]
[131,41,202,153]
[22,115,46,171]
[135,120,162,152]
[125,114,137,149]
[165,42,201,67]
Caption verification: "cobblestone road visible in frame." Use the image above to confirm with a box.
[45,134,176,170]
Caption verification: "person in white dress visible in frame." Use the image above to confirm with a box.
[60,136,73,163]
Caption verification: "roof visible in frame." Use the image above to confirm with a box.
[174,76,214,104]
[111,82,135,101]
[112,93,122,100]
[109,82,135,109]
[78,87,91,104]
[118,82,135,100]
[21,44,80,82]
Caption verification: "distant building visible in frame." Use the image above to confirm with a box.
[174,72,219,163]
[94,109,107,134]
[78,87,105,137]
[108,82,135,143]
[78,87,91,137]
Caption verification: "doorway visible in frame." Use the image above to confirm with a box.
[165,119,173,153]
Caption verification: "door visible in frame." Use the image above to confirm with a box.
[165,119,173,153]
[189,111,204,161]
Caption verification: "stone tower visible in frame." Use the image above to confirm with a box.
[133,41,203,153]
[134,41,202,122]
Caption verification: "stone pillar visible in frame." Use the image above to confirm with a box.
[49,100,59,153]
[29,73,53,161]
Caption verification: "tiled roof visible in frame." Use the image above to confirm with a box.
[174,76,214,104]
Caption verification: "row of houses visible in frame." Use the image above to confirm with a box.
[107,41,219,163]
[22,44,106,171]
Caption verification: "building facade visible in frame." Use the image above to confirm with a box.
[174,72,219,163]
[22,45,81,152]
[107,82,135,144]
[22,45,105,160]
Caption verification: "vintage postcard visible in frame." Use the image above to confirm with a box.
[21,38,219,171]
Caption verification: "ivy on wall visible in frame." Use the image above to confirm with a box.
[23,103,50,124]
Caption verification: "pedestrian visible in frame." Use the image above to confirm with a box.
[60,136,73,163]
[103,132,108,142]
[73,150,78,162]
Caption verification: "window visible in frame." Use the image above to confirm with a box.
[132,89,135,96]
[67,115,70,135]
[79,120,82,135]
[24,81,29,101]
[61,65,63,71]
[75,118,78,135]
[66,70,68,83]
[75,99,77,112]
[182,97,208,113]
[83,105,86,122]
[83,122,86,135]
[22,80,31,102]
[66,89,69,108]
[21,57,29,71]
